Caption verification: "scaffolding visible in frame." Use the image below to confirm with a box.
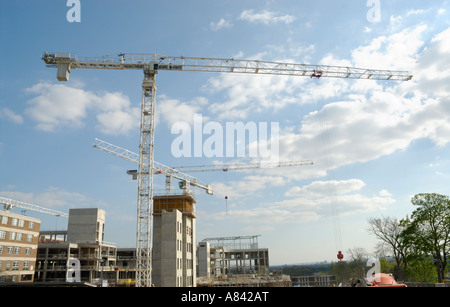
[201,235,268,276]
[202,235,260,250]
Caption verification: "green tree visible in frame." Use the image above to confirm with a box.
[405,255,438,283]
[402,193,450,282]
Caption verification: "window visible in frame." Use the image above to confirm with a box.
[0,246,3,254]
[0,230,6,239]
[18,219,24,227]
[28,222,34,229]
[23,261,29,270]
[7,247,13,254]
[12,261,19,271]
[25,248,31,255]
[11,218,18,226]
[1,216,8,225]
[14,247,20,255]
[16,233,22,241]
[9,232,15,240]
[27,234,33,242]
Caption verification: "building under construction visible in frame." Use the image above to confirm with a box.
[199,235,269,276]
[152,193,196,287]
[197,235,291,287]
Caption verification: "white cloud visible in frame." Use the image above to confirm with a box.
[202,23,450,176]
[285,179,366,197]
[239,9,295,25]
[351,24,426,70]
[210,18,233,31]
[0,108,23,124]
[211,179,394,224]
[212,175,286,199]
[0,186,93,210]
[157,95,208,127]
[25,83,93,131]
[24,82,139,135]
[205,73,306,120]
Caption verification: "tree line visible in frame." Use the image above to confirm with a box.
[280,193,450,284]
[364,193,449,283]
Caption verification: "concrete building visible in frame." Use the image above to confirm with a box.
[152,194,196,287]
[0,210,40,283]
[67,208,105,244]
[197,241,210,278]
[35,208,117,285]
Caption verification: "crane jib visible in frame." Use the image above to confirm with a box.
[42,52,413,81]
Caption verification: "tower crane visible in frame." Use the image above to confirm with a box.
[93,138,213,195]
[93,138,313,194]
[0,196,69,218]
[42,52,412,287]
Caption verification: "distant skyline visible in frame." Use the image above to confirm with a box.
[1,1,450,265]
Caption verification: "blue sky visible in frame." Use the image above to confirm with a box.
[1,1,450,265]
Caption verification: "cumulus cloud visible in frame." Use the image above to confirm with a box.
[351,24,427,70]
[0,186,93,210]
[0,108,23,124]
[157,95,208,128]
[284,179,366,197]
[239,9,295,25]
[195,23,450,231]
[212,178,394,224]
[24,82,139,135]
[211,175,286,199]
[205,73,306,120]
[210,18,233,31]
[202,24,450,175]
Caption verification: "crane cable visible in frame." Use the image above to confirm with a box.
[312,78,343,257]
[222,168,229,216]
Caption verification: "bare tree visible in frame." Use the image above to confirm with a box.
[346,247,369,279]
[367,216,409,280]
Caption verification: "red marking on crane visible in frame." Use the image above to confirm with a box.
[311,70,323,79]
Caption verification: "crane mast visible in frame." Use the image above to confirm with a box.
[42,52,412,287]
